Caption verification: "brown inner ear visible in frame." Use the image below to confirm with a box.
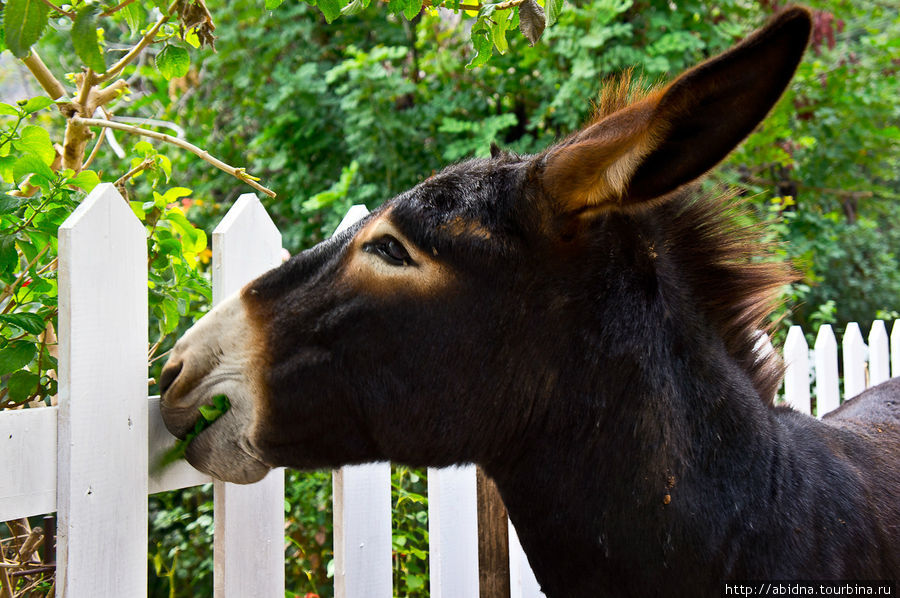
[542,96,663,213]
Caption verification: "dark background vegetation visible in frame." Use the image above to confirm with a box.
[1,0,898,595]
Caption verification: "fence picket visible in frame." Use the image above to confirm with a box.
[892,320,900,379]
[783,326,811,414]
[842,323,867,401]
[814,325,840,417]
[868,320,890,387]
[428,465,479,597]
[0,407,57,521]
[211,194,285,598]
[330,205,393,598]
[57,184,148,597]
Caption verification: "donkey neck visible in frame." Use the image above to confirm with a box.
[484,321,782,597]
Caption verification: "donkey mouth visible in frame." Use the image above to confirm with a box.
[159,402,204,440]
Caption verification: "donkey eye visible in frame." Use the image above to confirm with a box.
[363,235,413,266]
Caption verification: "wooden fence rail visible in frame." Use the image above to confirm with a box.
[0,184,897,597]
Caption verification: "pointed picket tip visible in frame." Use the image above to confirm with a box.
[212,194,282,303]
[784,326,808,355]
[59,183,144,239]
[815,324,837,349]
[334,204,370,236]
[214,193,280,240]
[868,320,890,386]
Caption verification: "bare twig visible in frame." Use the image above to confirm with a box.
[76,70,95,108]
[82,126,109,170]
[115,157,155,189]
[420,0,525,12]
[73,116,277,197]
[93,79,130,108]
[21,52,68,100]
[423,0,483,10]
[9,566,56,578]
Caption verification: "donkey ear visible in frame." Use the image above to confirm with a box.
[543,7,812,213]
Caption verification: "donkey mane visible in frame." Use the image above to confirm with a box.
[590,69,663,123]
[656,190,795,403]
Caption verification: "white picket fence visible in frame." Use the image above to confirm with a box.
[0,183,897,597]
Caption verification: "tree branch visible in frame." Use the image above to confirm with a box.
[20,52,68,100]
[73,117,277,198]
[421,0,525,12]
[81,127,108,171]
[114,157,155,189]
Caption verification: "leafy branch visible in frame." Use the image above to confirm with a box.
[73,117,277,198]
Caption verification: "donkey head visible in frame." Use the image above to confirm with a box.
[160,8,811,484]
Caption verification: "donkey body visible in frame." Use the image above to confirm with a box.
[160,8,900,596]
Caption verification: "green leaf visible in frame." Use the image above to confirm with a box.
[0,156,16,183]
[0,237,16,276]
[490,10,512,54]
[0,193,28,214]
[156,44,190,80]
[340,0,368,15]
[3,0,50,58]
[403,0,423,20]
[467,21,493,68]
[20,96,53,114]
[7,370,41,403]
[0,341,36,375]
[12,153,55,183]
[66,169,101,192]
[0,103,21,117]
[120,1,145,37]
[129,200,146,220]
[72,5,107,73]
[134,140,156,157]
[13,125,55,165]
[265,0,285,8]
[212,394,230,411]
[198,404,223,421]
[0,313,46,335]
[545,0,564,27]
[318,0,342,23]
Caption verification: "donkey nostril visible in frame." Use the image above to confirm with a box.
[160,360,184,396]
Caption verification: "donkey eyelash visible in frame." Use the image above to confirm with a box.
[363,235,414,267]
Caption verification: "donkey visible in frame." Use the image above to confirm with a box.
[160,7,900,596]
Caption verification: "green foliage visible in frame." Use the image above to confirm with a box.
[3,0,49,58]
[72,5,106,73]
[156,44,191,80]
